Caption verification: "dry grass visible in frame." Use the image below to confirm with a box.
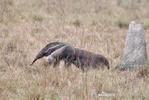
[0,0,149,99]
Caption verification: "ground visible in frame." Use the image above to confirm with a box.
[0,0,149,99]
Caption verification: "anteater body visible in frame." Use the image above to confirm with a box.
[31,42,109,71]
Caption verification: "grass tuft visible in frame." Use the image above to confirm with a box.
[31,14,43,22]
[114,18,130,28]
[72,19,81,27]
[137,64,149,77]
[143,20,149,30]
[114,64,138,71]
[4,0,14,6]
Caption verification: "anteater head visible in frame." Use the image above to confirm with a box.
[30,42,68,65]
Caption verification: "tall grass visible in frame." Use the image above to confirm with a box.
[0,0,149,99]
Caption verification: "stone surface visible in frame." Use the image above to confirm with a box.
[122,21,148,66]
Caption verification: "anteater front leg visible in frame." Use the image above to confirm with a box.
[64,60,71,67]
[53,58,60,68]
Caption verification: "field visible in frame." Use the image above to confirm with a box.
[0,0,149,99]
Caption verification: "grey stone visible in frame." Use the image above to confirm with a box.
[122,21,148,66]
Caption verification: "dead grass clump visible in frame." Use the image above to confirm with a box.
[72,19,81,27]
[0,43,3,52]
[114,64,137,71]
[4,0,14,6]
[143,20,149,30]
[72,86,86,100]
[91,20,98,26]
[93,81,103,94]
[5,41,17,53]
[31,14,44,23]
[114,18,130,28]
[27,92,45,100]
[137,65,149,78]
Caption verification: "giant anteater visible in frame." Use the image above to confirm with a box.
[31,42,109,71]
